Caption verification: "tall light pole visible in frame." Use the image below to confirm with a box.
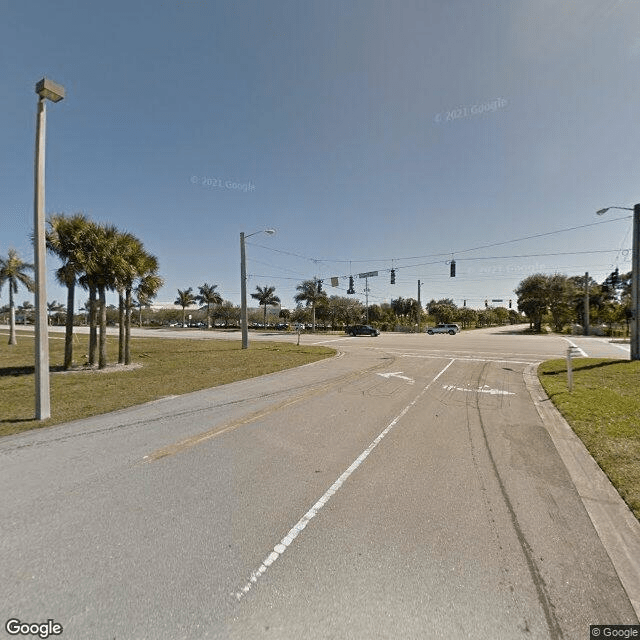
[596,204,639,360]
[240,228,275,349]
[34,78,65,420]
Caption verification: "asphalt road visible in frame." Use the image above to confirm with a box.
[1,326,637,639]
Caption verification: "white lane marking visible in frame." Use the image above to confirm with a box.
[376,347,559,359]
[385,353,541,365]
[562,338,588,357]
[376,371,415,384]
[233,358,456,601]
[604,340,631,354]
[443,384,515,396]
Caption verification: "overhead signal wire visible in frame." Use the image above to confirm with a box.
[248,215,631,268]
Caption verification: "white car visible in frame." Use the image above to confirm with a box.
[426,323,460,335]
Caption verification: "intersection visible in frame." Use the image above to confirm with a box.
[1,326,637,639]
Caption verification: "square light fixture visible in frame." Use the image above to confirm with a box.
[35,77,65,102]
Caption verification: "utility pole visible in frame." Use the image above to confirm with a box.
[33,78,65,420]
[632,204,640,360]
[417,280,421,333]
[364,276,370,324]
[583,272,589,336]
[357,271,377,324]
[596,204,639,360]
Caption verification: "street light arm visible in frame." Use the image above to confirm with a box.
[245,228,276,239]
[597,206,633,215]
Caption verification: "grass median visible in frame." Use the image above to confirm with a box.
[538,358,640,521]
[0,330,335,438]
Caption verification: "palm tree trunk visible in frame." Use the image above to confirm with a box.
[98,286,108,369]
[118,290,125,364]
[8,286,16,345]
[125,288,132,365]
[89,285,98,366]
[263,304,267,328]
[64,284,75,369]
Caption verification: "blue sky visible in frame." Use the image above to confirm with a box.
[2,0,639,311]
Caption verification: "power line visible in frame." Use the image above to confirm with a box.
[248,214,631,266]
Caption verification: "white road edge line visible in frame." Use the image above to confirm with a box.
[562,337,588,358]
[233,358,456,601]
[605,340,631,354]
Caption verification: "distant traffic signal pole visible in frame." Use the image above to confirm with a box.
[596,204,639,360]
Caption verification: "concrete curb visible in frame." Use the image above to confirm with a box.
[524,364,640,620]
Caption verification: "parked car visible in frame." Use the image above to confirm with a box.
[346,324,380,337]
[275,322,289,330]
[426,323,460,335]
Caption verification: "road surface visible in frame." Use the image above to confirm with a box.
[1,326,637,639]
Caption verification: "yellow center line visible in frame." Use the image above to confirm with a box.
[142,359,393,463]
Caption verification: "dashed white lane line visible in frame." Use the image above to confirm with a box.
[233,358,456,601]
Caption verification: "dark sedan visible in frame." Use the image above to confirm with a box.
[345,324,380,337]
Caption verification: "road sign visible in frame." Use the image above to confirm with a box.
[491,299,503,302]
[358,271,378,278]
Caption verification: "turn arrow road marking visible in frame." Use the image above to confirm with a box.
[443,384,515,396]
[376,371,415,384]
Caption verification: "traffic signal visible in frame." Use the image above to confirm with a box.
[347,276,355,294]
[509,299,512,309]
[450,260,456,277]
[390,269,396,284]
[463,299,466,307]
[485,299,488,308]
[317,279,323,292]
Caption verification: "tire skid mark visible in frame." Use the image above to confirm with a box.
[471,361,564,639]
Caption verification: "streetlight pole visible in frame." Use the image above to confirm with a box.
[240,228,275,349]
[596,204,639,360]
[34,78,65,420]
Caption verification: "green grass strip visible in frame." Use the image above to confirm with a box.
[0,330,334,437]
[538,358,640,521]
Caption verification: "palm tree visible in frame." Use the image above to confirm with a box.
[175,288,196,326]
[251,285,280,328]
[110,231,144,364]
[0,249,35,345]
[124,252,162,364]
[82,223,120,369]
[47,300,65,325]
[46,213,92,368]
[294,279,327,331]
[196,283,222,328]
[19,300,35,325]
[134,272,163,326]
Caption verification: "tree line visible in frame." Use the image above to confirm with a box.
[515,270,632,334]
[0,213,164,370]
